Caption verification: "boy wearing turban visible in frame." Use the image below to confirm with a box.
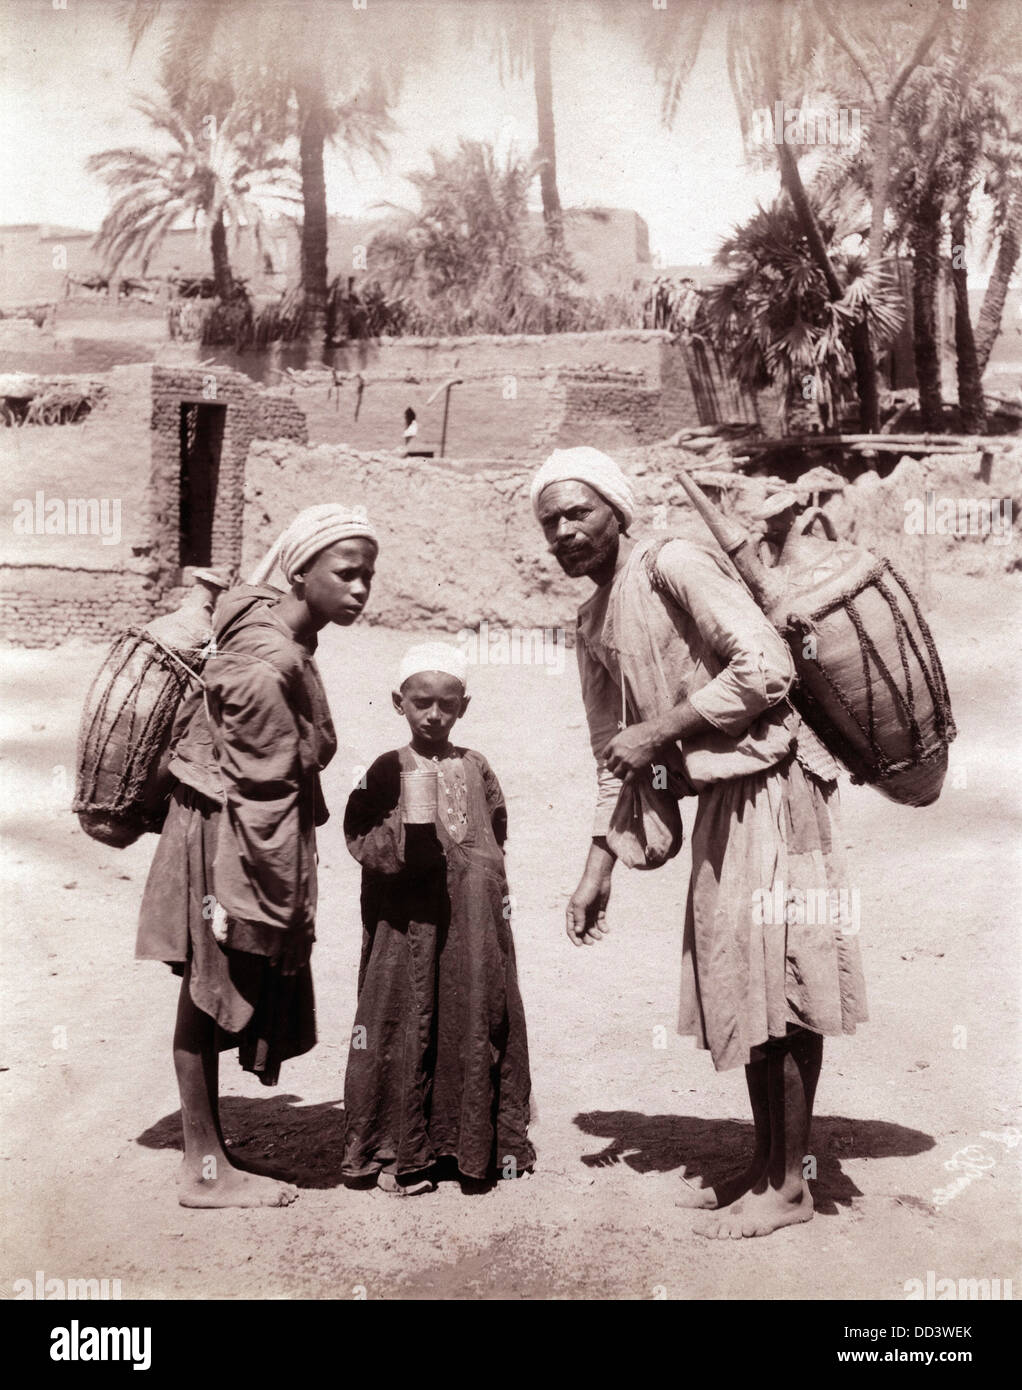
[136,505,378,1207]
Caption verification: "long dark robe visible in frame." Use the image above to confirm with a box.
[341,746,535,1181]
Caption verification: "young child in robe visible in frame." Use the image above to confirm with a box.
[341,642,535,1193]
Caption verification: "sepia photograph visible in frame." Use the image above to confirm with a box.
[0,0,1019,1342]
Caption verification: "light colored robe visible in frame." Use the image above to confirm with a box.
[577,536,867,1070]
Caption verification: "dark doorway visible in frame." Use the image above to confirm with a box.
[179,402,225,567]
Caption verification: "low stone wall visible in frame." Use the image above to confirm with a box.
[243,437,1021,637]
[822,447,1021,598]
[0,564,158,648]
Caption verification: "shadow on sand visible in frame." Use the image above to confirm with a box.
[573,1111,936,1213]
[136,1095,348,1189]
[137,1101,934,1206]
[136,1100,501,1193]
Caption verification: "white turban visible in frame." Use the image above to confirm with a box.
[264,504,377,584]
[529,447,636,530]
[397,641,468,691]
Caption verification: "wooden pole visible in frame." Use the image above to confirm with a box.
[439,384,453,458]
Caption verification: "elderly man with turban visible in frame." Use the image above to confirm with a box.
[532,448,866,1239]
[136,504,378,1208]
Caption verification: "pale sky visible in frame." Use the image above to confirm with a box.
[0,0,783,265]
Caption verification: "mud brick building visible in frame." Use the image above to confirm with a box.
[0,364,305,646]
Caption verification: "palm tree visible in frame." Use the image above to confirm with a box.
[699,189,903,432]
[975,170,1022,375]
[816,0,1020,429]
[122,0,402,347]
[811,0,946,276]
[971,54,1022,375]
[881,28,1017,432]
[365,139,583,335]
[459,0,567,242]
[624,0,893,431]
[86,82,297,298]
[944,57,989,433]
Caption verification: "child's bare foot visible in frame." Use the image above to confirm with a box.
[693,1180,813,1238]
[674,1160,766,1210]
[377,1170,434,1196]
[178,1164,299,1208]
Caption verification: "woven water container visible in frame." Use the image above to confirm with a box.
[73,607,211,847]
[780,542,955,806]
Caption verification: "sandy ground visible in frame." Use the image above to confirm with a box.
[1,570,1020,1301]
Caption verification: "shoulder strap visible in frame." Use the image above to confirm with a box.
[642,536,675,592]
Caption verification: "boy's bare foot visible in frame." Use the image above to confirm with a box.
[178,1165,299,1208]
[693,1181,814,1238]
[674,1160,766,1210]
[225,1150,294,1182]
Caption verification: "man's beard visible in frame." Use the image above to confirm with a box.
[554,537,613,578]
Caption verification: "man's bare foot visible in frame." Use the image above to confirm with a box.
[178,1165,299,1208]
[693,1181,814,1238]
[674,1160,766,1211]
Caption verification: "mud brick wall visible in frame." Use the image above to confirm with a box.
[256,388,309,445]
[148,365,298,584]
[242,439,721,635]
[0,364,160,643]
[294,369,560,459]
[2,364,309,646]
[289,330,703,458]
[324,329,676,378]
[558,379,667,453]
[0,565,158,648]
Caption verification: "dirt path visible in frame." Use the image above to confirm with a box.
[1,572,1020,1300]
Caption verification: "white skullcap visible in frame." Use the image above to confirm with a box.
[276,504,378,583]
[397,642,468,691]
[529,447,636,530]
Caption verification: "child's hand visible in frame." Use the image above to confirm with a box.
[211,901,230,944]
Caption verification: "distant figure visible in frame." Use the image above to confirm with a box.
[402,406,418,455]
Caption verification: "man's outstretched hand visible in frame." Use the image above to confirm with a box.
[566,875,611,945]
[566,839,616,946]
